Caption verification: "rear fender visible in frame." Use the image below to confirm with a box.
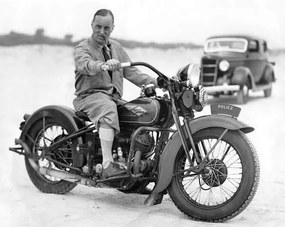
[153,114,254,193]
[20,105,84,167]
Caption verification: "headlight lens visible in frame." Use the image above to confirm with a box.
[219,60,230,72]
[176,63,201,87]
[187,64,200,86]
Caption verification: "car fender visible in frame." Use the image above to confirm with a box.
[262,64,275,83]
[152,114,254,193]
[20,105,84,167]
[231,66,253,86]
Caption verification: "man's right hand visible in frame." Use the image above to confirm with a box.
[102,59,121,71]
[101,64,110,71]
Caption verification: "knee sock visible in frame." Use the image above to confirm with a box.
[99,127,115,169]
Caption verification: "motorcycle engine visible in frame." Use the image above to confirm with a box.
[112,131,154,162]
[134,132,154,157]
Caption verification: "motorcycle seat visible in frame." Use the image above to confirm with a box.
[75,111,91,121]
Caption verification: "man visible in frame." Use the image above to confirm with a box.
[73,9,157,178]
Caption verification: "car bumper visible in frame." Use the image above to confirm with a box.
[204,85,240,94]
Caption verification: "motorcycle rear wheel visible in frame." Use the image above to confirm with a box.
[25,117,78,194]
[168,127,260,222]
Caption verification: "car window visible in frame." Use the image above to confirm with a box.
[248,40,259,52]
[263,41,268,52]
[204,38,248,53]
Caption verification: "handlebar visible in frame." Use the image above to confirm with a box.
[101,62,131,71]
[102,61,171,89]
[102,61,166,78]
[120,62,132,68]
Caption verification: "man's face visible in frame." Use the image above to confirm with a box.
[91,14,114,46]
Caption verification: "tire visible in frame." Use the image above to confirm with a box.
[264,83,272,98]
[25,117,78,194]
[237,85,249,104]
[168,128,260,222]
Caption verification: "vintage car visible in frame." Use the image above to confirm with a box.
[200,35,275,104]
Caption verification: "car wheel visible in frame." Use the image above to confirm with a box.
[264,82,272,98]
[237,85,249,104]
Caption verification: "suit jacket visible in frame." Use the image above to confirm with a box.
[74,37,156,97]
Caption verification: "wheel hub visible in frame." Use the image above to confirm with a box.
[201,159,228,187]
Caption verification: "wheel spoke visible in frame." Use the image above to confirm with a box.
[178,135,243,207]
[33,123,74,182]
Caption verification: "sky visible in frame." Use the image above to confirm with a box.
[0,0,285,48]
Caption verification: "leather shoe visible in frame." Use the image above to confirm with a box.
[102,162,126,179]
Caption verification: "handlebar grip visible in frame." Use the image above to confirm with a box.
[120,62,131,68]
[101,62,131,71]
[101,64,110,71]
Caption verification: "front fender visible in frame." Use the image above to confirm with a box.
[20,105,84,167]
[231,66,252,86]
[262,64,275,83]
[153,114,254,193]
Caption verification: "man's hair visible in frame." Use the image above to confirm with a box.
[92,9,114,23]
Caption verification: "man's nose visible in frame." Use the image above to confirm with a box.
[99,28,105,34]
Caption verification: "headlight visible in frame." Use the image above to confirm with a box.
[219,60,230,72]
[187,64,200,86]
[176,63,201,87]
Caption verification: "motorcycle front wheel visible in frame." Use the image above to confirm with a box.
[168,127,260,222]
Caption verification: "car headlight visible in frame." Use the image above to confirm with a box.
[219,60,230,72]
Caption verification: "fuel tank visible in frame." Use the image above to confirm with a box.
[118,97,170,127]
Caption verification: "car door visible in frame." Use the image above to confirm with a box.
[244,40,267,83]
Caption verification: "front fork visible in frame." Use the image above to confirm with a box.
[172,103,229,173]
[170,97,195,163]
[172,111,198,167]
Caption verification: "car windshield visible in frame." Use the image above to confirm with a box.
[204,38,248,53]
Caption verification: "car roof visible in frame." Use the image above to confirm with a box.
[206,34,266,42]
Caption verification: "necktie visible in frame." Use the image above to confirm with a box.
[102,45,112,80]
[102,45,111,60]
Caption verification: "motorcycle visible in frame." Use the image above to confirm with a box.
[9,61,260,222]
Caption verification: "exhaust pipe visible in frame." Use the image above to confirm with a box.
[39,167,96,186]
[133,150,142,174]
[15,139,96,187]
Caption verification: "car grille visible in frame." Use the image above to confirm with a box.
[201,58,218,86]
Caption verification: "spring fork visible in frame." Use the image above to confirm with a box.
[171,102,193,165]
[183,117,201,163]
